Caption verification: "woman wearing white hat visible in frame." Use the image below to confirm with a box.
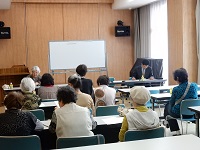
[118,86,159,142]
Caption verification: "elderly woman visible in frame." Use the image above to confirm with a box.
[28,66,42,86]
[0,92,43,136]
[118,86,159,142]
[68,74,95,116]
[20,77,41,110]
[49,86,94,138]
[164,68,198,135]
[38,73,58,99]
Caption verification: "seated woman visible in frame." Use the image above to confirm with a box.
[95,75,116,106]
[0,92,43,136]
[68,74,95,116]
[119,86,159,142]
[49,86,94,138]
[20,77,41,110]
[27,66,42,86]
[164,68,198,135]
[38,73,58,99]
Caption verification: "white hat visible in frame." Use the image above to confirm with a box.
[20,77,35,92]
[130,86,150,105]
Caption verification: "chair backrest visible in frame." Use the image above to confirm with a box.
[124,126,165,141]
[159,89,170,93]
[149,90,159,94]
[56,134,105,149]
[180,99,200,116]
[96,105,119,116]
[29,109,45,121]
[0,135,41,150]
[108,77,115,87]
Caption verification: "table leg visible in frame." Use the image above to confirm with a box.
[195,113,200,137]
[152,98,155,110]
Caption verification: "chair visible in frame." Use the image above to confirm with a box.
[150,89,167,117]
[30,109,45,121]
[0,135,41,150]
[96,105,119,116]
[108,77,115,88]
[56,134,105,149]
[178,99,200,134]
[148,90,159,108]
[124,126,165,141]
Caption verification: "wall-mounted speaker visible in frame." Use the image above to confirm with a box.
[115,26,130,37]
[0,27,11,39]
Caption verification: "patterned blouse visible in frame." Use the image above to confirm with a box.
[0,109,37,136]
[21,91,41,110]
[170,81,198,115]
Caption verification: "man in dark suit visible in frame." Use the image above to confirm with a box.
[130,59,154,80]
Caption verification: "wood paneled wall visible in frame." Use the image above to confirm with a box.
[0,1,133,86]
[167,0,197,84]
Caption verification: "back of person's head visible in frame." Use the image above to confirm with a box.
[97,75,109,86]
[173,68,188,83]
[32,66,40,74]
[68,74,82,89]
[76,64,87,77]
[41,73,54,86]
[4,92,24,109]
[130,86,150,105]
[142,59,149,66]
[20,77,35,92]
[57,86,77,104]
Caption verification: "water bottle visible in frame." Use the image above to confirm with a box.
[9,82,13,89]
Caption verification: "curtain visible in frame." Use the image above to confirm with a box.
[196,0,200,84]
[140,5,151,58]
[150,0,168,83]
[133,9,141,61]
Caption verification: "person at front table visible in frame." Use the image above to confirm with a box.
[0,92,44,136]
[27,66,42,86]
[118,86,159,142]
[130,59,154,80]
[49,86,94,138]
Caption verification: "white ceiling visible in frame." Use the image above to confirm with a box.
[0,0,11,9]
[112,0,160,10]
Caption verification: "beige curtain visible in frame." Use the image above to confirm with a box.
[196,0,200,84]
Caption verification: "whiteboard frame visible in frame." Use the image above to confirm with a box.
[48,40,107,74]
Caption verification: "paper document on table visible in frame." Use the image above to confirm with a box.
[42,120,51,127]
[39,101,59,107]
[102,116,123,125]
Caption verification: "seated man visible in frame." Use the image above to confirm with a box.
[130,59,154,80]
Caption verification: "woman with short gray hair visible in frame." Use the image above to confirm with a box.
[27,66,41,86]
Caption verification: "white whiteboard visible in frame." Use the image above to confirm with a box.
[49,40,106,70]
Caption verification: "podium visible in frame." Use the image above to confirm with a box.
[0,65,30,106]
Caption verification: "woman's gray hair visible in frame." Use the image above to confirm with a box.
[32,66,40,74]
[20,77,36,92]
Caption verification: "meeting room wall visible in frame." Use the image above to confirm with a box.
[0,0,134,86]
[168,0,198,84]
